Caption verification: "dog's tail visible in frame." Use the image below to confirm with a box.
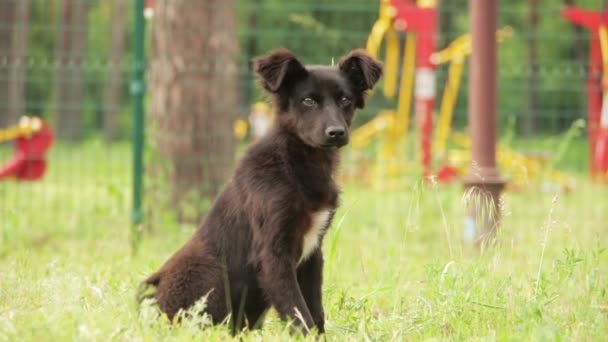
[135,272,161,311]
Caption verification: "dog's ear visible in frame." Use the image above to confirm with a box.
[253,49,308,93]
[339,50,383,107]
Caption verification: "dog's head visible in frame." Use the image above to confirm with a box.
[253,49,382,149]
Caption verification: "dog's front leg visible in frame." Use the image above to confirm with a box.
[257,247,315,334]
[297,249,325,333]
[297,248,325,333]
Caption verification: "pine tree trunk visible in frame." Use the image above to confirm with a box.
[53,0,88,141]
[150,0,239,222]
[52,0,70,133]
[102,0,127,142]
[523,0,539,136]
[7,0,30,124]
[0,0,15,126]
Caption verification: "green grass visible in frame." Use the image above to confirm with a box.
[1,138,607,341]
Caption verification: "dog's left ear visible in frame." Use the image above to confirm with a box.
[339,50,383,106]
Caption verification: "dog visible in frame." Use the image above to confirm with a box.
[138,48,382,335]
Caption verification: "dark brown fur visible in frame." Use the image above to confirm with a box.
[138,49,382,335]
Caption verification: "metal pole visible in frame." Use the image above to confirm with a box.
[415,0,438,178]
[463,0,505,246]
[131,0,146,242]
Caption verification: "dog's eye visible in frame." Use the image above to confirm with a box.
[339,97,352,107]
[302,97,317,107]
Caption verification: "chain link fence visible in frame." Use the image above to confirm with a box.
[0,0,599,239]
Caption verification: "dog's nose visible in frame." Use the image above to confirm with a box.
[325,126,345,139]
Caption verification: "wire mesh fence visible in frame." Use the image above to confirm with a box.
[0,0,603,238]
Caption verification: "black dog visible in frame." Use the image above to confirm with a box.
[138,48,382,335]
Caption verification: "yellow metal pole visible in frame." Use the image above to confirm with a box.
[598,25,608,72]
[432,26,513,161]
[417,0,437,8]
[366,0,399,99]
[350,111,395,149]
[598,25,608,100]
[435,59,464,158]
[395,33,417,138]
[365,0,393,57]
[381,35,416,166]
[383,29,400,98]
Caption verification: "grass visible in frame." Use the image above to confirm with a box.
[1,138,607,341]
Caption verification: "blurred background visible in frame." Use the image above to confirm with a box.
[3,2,608,339]
[0,0,603,240]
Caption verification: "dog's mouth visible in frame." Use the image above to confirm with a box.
[319,141,347,150]
[304,133,349,150]
[319,144,339,150]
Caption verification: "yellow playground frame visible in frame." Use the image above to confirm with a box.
[347,4,574,190]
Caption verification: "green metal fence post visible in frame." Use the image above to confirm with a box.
[131,0,146,249]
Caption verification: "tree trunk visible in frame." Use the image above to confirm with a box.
[150,0,239,222]
[102,0,127,142]
[523,0,539,136]
[0,0,15,128]
[52,0,70,133]
[7,0,30,124]
[0,0,15,127]
[243,0,259,109]
[53,0,88,141]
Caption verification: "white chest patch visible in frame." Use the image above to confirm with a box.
[298,209,332,265]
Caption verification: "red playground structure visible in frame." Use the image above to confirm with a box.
[389,0,438,177]
[562,5,608,180]
[0,116,54,181]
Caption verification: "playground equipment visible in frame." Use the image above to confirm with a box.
[561,5,608,181]
[350,0,507,184]
[347,0,576,190]
[432,26,514,163]
[432,26,514,182]
[345,0,436,187]
[0,116,54,181]
[598,24,608,179]
[144,0,154,19]
[427,21,576,190]
[233,101,274,142]
[446,130,576,192]
[364,0,438,177]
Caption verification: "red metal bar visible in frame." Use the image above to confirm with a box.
[561,5,607,179]
[469,1,498,173]
[391,0,437,177]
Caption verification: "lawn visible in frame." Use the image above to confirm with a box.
[0,138,607,341]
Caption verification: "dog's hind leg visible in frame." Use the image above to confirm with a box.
[136,272,162,306]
